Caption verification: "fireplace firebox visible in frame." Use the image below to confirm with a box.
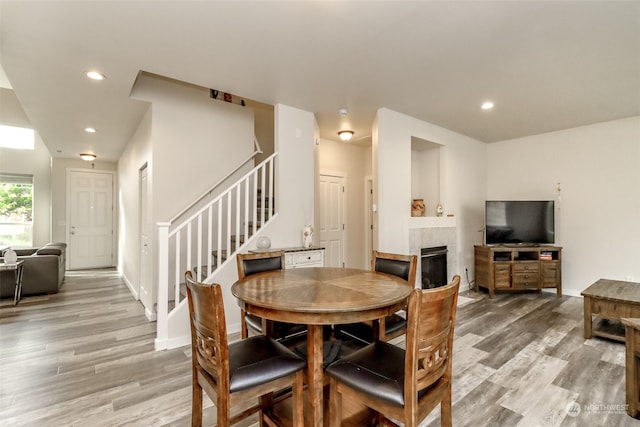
[421,246,447,289]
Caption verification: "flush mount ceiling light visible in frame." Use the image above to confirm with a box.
[86,71,106,81]
[338,130,354,141]
[80,153,96,161]
[481,101,495,110]
[84,127,96,133]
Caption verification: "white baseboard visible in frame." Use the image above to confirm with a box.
[120,270,140,300]
[155,335,191,351]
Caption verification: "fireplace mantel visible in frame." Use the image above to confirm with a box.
[408,216,456,229]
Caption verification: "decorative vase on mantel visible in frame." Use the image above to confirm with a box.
[411,199,425,217]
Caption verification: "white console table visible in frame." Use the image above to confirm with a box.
[250,246,325,269]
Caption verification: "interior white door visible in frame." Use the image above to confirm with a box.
[138,164,154,319]
[68,170,114,269]
[318,174,345,267]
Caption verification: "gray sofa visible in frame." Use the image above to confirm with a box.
[1,242,66,298]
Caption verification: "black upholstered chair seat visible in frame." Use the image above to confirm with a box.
[334,313,407,345]
[327,340,427,407]
[228,335,307,393]
[326,341,434,408]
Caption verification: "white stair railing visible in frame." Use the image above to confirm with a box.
[156,153,277,349]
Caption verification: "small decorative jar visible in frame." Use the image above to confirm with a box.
[436,203,444,217]
[411,199,425,217]
[302,225,313,248]
[256,236,271,250]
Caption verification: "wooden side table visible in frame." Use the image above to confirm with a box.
[622,318,640,419]
[1,260,25,305]
[582,279,640,342]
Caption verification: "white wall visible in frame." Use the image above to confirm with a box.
[0,88,51,247]
[117,106,152,297]
[374,108,488,281]
[131,75,255,222]
[317,138,371,269]
[261,104,316,248]
[487,116,640,296]
[0,133,52,247]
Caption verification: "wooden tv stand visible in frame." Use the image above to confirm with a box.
[474,245,562,298]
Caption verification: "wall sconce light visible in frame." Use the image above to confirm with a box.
[338,130,354,142]
[80,153,97,161]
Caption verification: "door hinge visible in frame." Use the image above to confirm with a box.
[342,224,345,230]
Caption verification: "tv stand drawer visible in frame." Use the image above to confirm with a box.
[512,272,540,288]
[512,262,539,273]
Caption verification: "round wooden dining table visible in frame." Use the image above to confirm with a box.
[231,267,413,427]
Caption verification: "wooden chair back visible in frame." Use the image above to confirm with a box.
[236,250,285,279]
[327,275,461,426]
[185,271,305,426]
[404,275,460,424]
[372,250,417,286]
[184,271,229,423]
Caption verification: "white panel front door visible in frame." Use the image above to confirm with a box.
[318,174,345,267]
[68,170,113,269]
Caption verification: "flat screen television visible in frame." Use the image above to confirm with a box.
[485,200,555,245]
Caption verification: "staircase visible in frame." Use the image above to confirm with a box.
[156,153,277,350]
[208,191,272,269]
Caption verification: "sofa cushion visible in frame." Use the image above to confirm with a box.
[15,248,38,256]
[36,247,62,256]
[45,242,67,249]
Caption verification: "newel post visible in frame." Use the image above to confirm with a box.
[155,222,171,350]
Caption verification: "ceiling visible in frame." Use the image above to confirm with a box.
[1,1,639,162]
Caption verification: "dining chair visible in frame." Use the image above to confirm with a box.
[184,271,306,427]
[326,275,460,427]
[334,250,417,345]
[236,251,308,343]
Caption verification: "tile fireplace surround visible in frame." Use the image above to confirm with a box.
[409,217,457,288]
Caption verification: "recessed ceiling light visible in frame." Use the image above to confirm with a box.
[481,101,494,110]
[86,71,106,80]
[84,127,96,133]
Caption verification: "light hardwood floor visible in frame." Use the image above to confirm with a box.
[1,269,638,426]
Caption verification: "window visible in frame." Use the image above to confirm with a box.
[0,124,34,150]
[0,174,33,247]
